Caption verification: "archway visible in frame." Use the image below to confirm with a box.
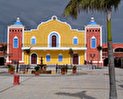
[103,58,108,66]
[104,57,123,68]
[114,57,123,68]
[31,53,37,64]
[73,54,78,64]
[0,57,5,65]
[115,48,123,52]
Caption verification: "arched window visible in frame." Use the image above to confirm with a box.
[91,37,96,48]
[31,36,36,45]
[52,35,56,47]
[48,32,60,47]
[73,37,78,45]
[115,48,123,52]
[31,53,37,64]
[58,54,63,62]
[46,54,50,62]
[13,37,18,48]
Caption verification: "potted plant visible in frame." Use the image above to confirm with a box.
[61,65,66,75]
[34,66,40,76]
[8,65,15,74]
[72,65,77,74]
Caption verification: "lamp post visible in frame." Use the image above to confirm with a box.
[69,48,73,65]
[16,60,19,73]
[90,54,95,69]
[40,57,43,65]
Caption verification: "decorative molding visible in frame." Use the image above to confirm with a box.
[22,47,87,50]
[24,15,85,33]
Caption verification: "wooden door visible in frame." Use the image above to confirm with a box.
[73,54,78,64]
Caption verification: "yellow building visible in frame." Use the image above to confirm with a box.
[22,16,86,65]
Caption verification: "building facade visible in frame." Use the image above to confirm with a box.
[103,43,123,67]
[7,17,24,64]
[0,43,7,65]
[85,17,102,65]
[6,16,103,66]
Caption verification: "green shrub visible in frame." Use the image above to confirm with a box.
[8,65,15,71]
[34,66,40,71]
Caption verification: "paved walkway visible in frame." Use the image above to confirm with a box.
[0,67,123,99]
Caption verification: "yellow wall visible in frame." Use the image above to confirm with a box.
[24,17,85,47]
[24,50,85,65]
[23,16,85,65]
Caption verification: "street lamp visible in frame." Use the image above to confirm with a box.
[16,60,19,73]
[90,53,95,64]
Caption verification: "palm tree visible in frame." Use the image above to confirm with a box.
[64,0,121,99]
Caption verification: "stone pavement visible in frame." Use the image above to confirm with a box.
[0,67,123,99]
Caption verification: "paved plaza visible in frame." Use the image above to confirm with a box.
[0,66,123,99]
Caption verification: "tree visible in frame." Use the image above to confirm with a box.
[64,0,121,99]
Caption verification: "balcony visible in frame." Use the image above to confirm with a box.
[22,43,87,50]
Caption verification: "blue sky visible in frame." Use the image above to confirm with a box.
[0,0,123,43]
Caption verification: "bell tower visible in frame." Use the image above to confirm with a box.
[7,17,24,64]
[85,17,103,66]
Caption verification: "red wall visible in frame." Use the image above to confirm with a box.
[86,28,101,62]
[8,28,22,62]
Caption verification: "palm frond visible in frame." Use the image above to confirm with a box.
[64,0,81,18]
[64,0,121,18]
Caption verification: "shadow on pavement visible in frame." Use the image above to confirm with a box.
[56,91,96,99]
[119,85,123,88]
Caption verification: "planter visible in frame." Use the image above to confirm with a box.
[61,69,66,75]
[34,66,40,76]
[61,71,65,75]
[9,70,15,74]
[35,72,40,76]
[72,69,77,74]
[31,70,35,74]
[61,65,67,75]
[72,66,77,74]
[8,65,15,74]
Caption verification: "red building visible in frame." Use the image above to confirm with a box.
[103,43,123,67]
[0,43,7,65]
[85,17,103,66]
[7,17,24,64]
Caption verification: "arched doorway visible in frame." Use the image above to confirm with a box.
[114,57,123,68]
[0,57,5,65]
[73,54,78,64]
[115,48,123,52]
[31,53,37,64]
[114,58,121,67]
[103,58,108,66]
[114,48,123,68]
[104,57,123,68]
